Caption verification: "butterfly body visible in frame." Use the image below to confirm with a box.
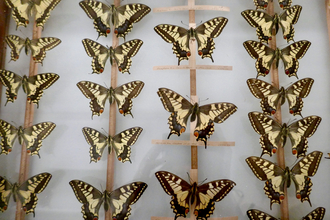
[247,78,314,116]
[155,171,235,220]
[69,180,147,220]
[157,88,237,148]
[82,38,143,74]
[82,127,143,163]
[246,151,322,208]
[5,35,61,64]
[77,80,144,118]
[243,40,311,78]
[0,173,52,216]
[0,70,59,107]
[79,0,150,38]
[242,5,301,43]
[0,119,56,157]
[248,112,321,158]
[5,0,61,29]
[154,17,228,65]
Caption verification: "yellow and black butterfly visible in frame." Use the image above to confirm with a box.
[0,172,52,216]
[77,80,144,118]
[5,35,61,64]
[248,112,321,158]
[69,180,147,220]
[157,88,237,148]
[0,70,59,108]
[246,151,323,209]
[82,126,143,163]
[154,17,228,65]
[82,38,143,74]
[0,119,56,157]
[247,78,314,117]
[242,5,302,43]
[5,0,61,29]
[253,0,292,10]
[243,40,311,78]
[155,171,235,220]
[247,207,325,220]
[79,0,150,39]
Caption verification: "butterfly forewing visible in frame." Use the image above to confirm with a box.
[247,209,278,220]
[17,172,52,215]
[0,119,19,155]
[280,40,311,78]
[82,127,108,163]
[69,180,104,220]
[108,182,147,220]
[29,37,61,64]
[0,70,23,104]
[302,207,326,220]
[114,4,151,39]
[82,38,109,74]
[112,80,144,117]
[19,122,56,157]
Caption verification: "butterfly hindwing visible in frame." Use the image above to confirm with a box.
[253,0,292,9]
[5,35,26,61]
[0,119,19,155]
[70,180,147,220]
[279,5,302,42]
[5,0,61,29]
[0,176,13,212]
[0,70,23,105]
[155,171,235,220]
[247,209,277,220]
[302,207,326,220]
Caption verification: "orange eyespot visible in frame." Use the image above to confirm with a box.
[27,150,31,154]
[292,149,297,155]
[185,208,189,214]
[106,29,110,34]
[8,149,12,152]
[289,110,294,114]
[265,70,269,75]
[99,109,104,114]
[280,195,285,201]
[284,36,287,39]
[93,217,98,220]
[15,55,19,59]
[180,128,185,134]
[14,96,17,100]
[27,97,31,101]
[264,4,268,8]
[23,207,27,212]
[119,109,124,114]
[3,206,7,210]
[99,68,104,73]
[33,57,36,61]
[296,193,301,199]
[285,69,290,75]
[271,110,276,115]
[118,157,122,161]
[26,21,29,24]
[118,67,122,72]
[97,157,101,161]
[114,29,118,34]
[194,131,199,137]
[198,51,203,56]
[194,210,198,216]
[187,52,191,57]
[272,148,277,154]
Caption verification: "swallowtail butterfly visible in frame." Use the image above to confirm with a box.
[0,119,56,157]
[77,80,144,118]
[241,5,302,43]
[247,207,325,220]
[247,78,314,116]
[0,70,59,107]
[248,112,321,158]
[69,180,147,220]
[79,0,150,39]
[253,0,292,10]
[5,35,61,64]
[82,38,143,74]
[82,126,142,163]
[246,151,323,209]
[0,172,52,216]
[157,88,237,148]
[154,17,228,65]
[5,0,61,29]
[155,171,235,220]
[243,40,311,78]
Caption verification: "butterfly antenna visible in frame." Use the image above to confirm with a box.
[187,172,192,184]
[19,29,28,39]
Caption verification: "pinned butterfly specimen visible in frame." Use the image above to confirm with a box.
[5,35,61,64]
[79,0,150,39]
[77,80,144,118]
[5,0,61,29]
[157,88,237,148]
[248,112,321,158]
[154,17,228,65]
[82,38,143,74]
[69,180,147,220]
[155,171,235,220]
[243,40,311,78]
[82,126,143,163]
[0,172,52,216]
[246,151,322,209]
[247,78,314,116]
[247,207,326,220]
[0,119,56,157]
[253,0,292,10]
[241,5,302,43]
[0,70,59,107]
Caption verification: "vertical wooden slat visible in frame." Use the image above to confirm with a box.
[15,23,42,220]
[266,3,289,220]
[105,0,120,220]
